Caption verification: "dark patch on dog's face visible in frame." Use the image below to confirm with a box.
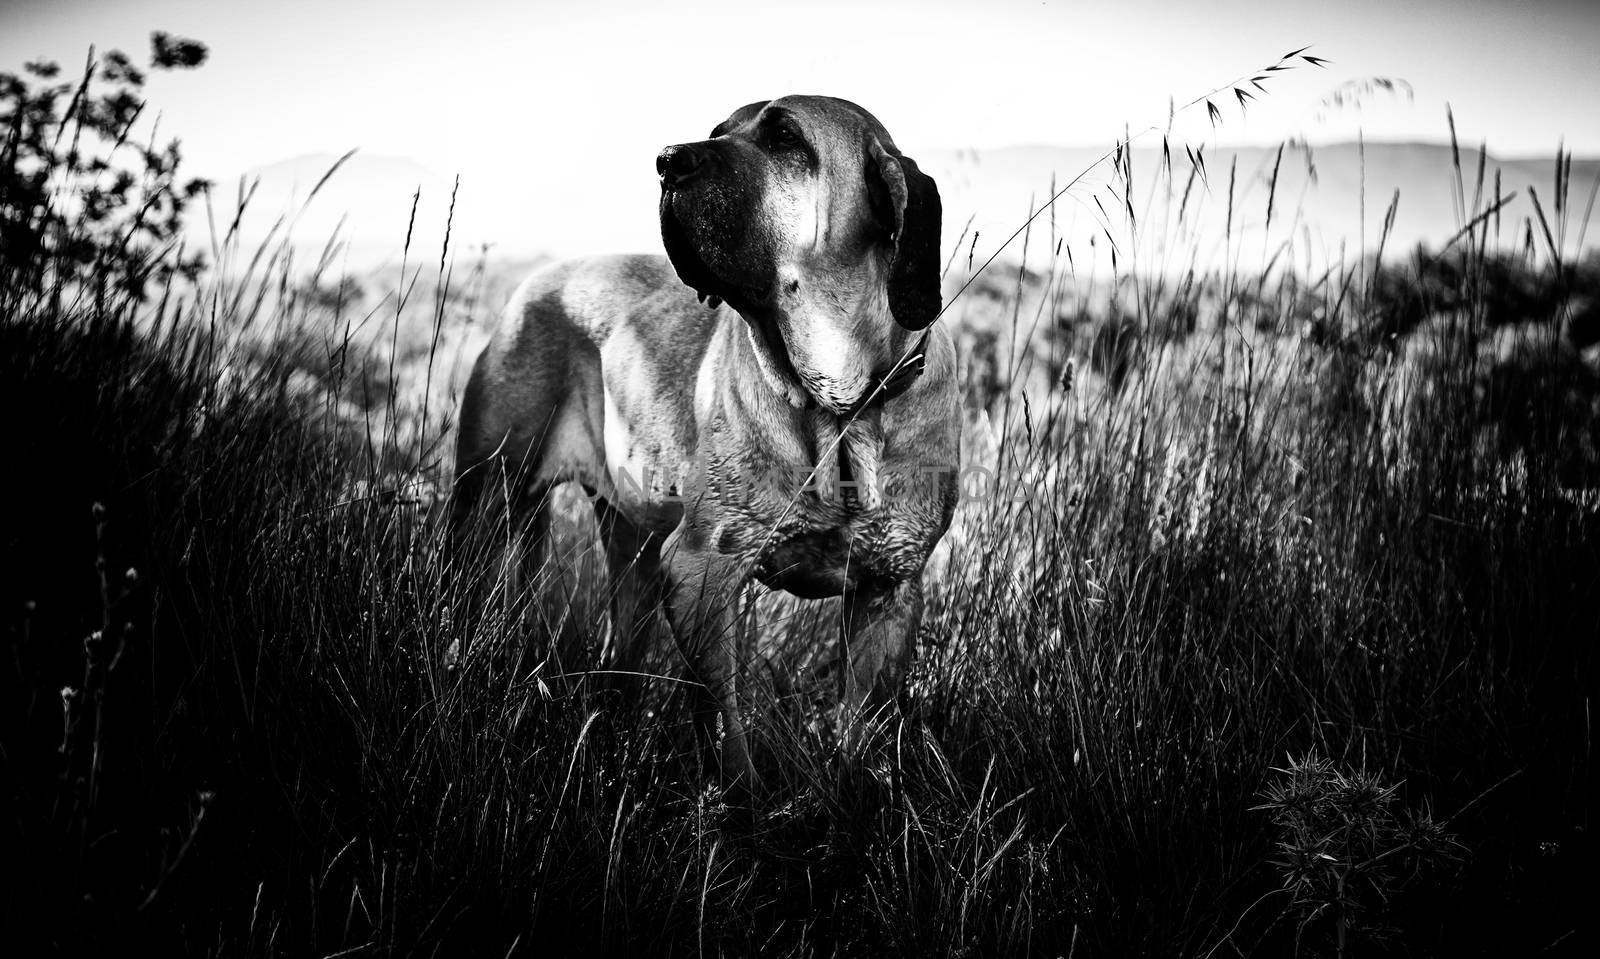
[658,101,780,314]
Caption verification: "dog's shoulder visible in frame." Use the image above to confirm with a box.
[503,255,712,340]
[483,254,717,371]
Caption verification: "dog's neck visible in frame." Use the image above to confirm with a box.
[723,297,930,512]
[737,307,813,409]
[734,281,927,418]
[803,405,887,510]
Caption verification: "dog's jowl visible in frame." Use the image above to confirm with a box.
[452,96,960,787]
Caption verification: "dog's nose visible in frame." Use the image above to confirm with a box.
[657,144,708,186]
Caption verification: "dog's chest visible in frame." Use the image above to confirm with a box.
[696,415,954,598]
[745,505,942,598]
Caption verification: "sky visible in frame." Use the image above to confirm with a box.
[3,0,1596,261]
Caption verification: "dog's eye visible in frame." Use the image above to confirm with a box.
[766,119,804,150]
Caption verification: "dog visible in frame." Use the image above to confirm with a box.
[451,95,960,786]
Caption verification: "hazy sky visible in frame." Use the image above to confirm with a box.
[3,0,1595,259]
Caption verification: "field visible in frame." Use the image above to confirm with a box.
[4,48,1599,957]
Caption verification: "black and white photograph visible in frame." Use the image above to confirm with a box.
[2,0,1596,954]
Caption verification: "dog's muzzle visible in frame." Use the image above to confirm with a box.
[657,143,771,313]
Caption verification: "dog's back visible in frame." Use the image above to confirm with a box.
[452,254,716,528]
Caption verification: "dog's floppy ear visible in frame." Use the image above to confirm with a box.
[867,138,943,331]
[710,100,770,138]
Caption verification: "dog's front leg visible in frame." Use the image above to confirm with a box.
[837,577,923,732]
[661,524,759,790]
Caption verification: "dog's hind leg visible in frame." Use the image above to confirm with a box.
[509,480,557,625]
[445,455,553,665]
[594,498,665,683]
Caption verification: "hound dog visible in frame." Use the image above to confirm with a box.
[452,95,960,786]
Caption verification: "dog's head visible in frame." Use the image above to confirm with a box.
[658,95,941,412]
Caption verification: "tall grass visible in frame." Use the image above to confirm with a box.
[4,50,1598,958]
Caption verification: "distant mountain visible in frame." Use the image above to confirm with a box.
[920,141,1600,275]
[199,143,1599,276]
